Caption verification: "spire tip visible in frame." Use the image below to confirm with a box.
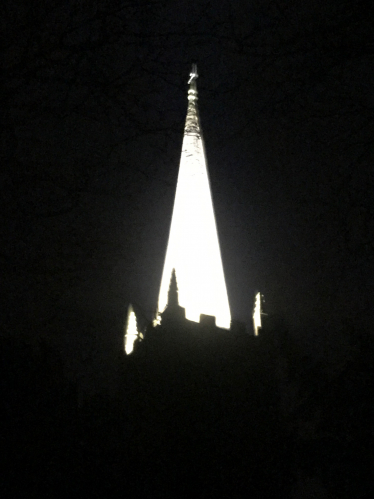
[188,63,198,84]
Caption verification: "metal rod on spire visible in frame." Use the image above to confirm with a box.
[188,63,198,84]
[187,64,198,103]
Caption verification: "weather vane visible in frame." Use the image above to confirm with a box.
[188,63,198,84]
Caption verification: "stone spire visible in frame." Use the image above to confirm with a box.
[158,65,231,329]
[167,268,179,309]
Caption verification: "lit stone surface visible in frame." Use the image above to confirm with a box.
[124,304,138,354]
[158,67,231,329]
[253,292,261,336]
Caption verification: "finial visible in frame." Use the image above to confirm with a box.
[188,64,198,102]
[188,63,198,84]
[253,292,262,336]
[124,303,139,354]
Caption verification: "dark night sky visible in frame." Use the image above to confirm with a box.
[2,0,373,387]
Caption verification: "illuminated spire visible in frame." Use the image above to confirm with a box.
[158,65,231,329]
[124,304,138,355]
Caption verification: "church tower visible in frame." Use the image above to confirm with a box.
[158,66,231,329]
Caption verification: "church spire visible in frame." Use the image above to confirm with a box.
[158,66,231,329]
